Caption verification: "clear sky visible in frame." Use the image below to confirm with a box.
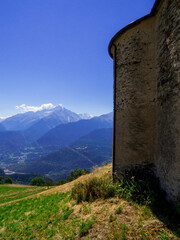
[0,0,155,117]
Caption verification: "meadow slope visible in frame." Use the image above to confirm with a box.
[0,164,179,240]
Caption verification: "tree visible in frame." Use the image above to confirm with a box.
[66,168,90,182]
[45,179,54,186]
[0,176,2,184]
[4,177,13,184]
[30,177,45,186]
[56,179,67,186]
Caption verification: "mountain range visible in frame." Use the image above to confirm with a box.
[10,128,112,181]
[0,106,112,182]
[1,105,91,132]
[36,112,113,150]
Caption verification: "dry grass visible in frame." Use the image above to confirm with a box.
[0,164,111,206]
[68,197,176,239]
[2,184,33,187]
[0,164,179,239]
[39,164,112,196]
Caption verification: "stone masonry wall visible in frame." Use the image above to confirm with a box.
[156,0,180,202]
[110,0,180,203]
[113,18,157,178]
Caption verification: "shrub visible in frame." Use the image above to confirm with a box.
[71,173,155,205]
[116,176,154,205]
[45,179,54,186]
[4,177,13,184]
[71,176,116,203]
[56,169,89,186]
[30,177,45,186]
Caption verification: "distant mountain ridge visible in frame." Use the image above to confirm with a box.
[0,109,113,176]
[23,107,84,141]
[1,105,92,131]
[1,110,49,131]
[36,112,113,150]
[10,128,112,181]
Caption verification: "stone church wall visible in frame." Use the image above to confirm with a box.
[113,18,157,178]
[109,0,180,203]
[156,0,180,202]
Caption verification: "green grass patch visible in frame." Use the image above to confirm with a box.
[62,205,74,220]
[0,192,73,239]
[0,173,179,239]
[0,192,96,239]
[79,218,94,237]
[109,214,116,223]
[115,205,123,214]
[0,185,48,204]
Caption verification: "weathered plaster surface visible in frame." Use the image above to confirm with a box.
[156,0,180,202]
[109,0,180,203]
[114,18,157,175]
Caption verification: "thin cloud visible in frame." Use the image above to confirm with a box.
[15,103,56,113]
[0,116,7,120]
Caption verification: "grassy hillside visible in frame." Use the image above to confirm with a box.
[0,164,179,240]
[0,185,48,204]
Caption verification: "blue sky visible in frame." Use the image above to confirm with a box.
[0,0,155,117]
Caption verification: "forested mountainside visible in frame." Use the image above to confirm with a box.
[9,128,112,181]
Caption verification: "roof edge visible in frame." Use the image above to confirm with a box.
[108,0,163,58]
[151,0,162,14]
